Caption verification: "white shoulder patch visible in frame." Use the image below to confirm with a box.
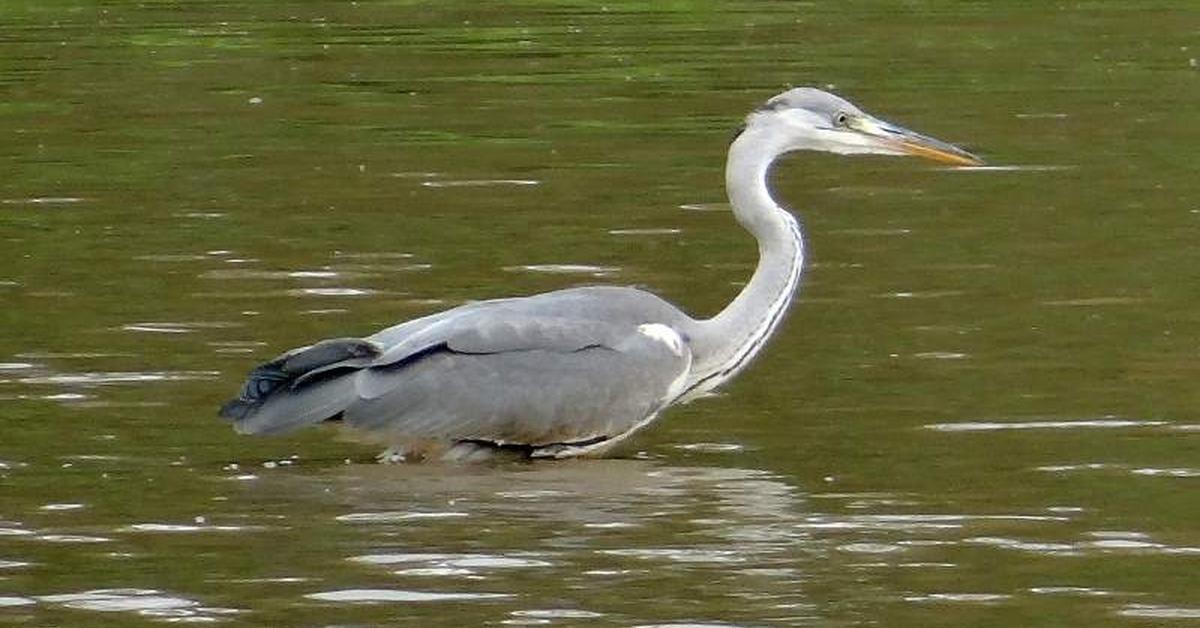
[637,323,685,357]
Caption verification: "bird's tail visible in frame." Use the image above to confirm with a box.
[218,337,381,435]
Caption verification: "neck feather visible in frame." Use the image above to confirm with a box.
[683,127,806,397]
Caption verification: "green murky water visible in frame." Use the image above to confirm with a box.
[3,2,1199,626]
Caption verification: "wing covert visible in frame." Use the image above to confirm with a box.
[344,318,692,448]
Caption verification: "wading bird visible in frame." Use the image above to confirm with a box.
[220,87,982,462]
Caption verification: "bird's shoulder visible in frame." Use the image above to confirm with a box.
[366,285,691,366]
[499,285,688,323]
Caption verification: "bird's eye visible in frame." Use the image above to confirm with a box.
[833,111,850,127]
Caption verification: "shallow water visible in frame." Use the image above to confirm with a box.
[3,2,1200,626]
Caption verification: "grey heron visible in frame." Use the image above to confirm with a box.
[220,87,982,462]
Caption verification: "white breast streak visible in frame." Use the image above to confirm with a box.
[637,323,692,403]
[637,323,684,355]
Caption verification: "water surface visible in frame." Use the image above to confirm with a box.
[3,2,1199,626]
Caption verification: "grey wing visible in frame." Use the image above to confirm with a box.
[344,314,693,448]
[221,287,695,449]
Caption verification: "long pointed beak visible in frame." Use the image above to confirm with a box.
[854,116,984,166]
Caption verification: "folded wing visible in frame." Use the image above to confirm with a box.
[221,290,692,450]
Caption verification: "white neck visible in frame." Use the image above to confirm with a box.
[683,126,806,398]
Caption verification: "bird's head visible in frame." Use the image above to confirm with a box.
[741,87,983,167]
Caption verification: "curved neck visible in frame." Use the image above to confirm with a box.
[684,127,805,396]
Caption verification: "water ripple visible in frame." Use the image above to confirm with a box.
[120,321,240,334]
[827,227,913,236]
[38,589,197,612]
[672,442,745,453]
[1130,467,1200,478]
[35,534,112,543]
[208,340,269,354]
[17,371,220,386]
[608,228,682,236]
[1118,604,1200,619]
[32,588,240,621]
[963,530,1200,557]
[16,351,133,359]
[1,196,86,205]
[1042,296,1144,306]
[1036,463,1117,473]
[333,251,416,260]
[201,268,381,280]
[913,351,969,360]
[351,552,552,573]
[1028,586,1114,597]
[422,179,539,188]
[121,522,255,533]
[504,264,620,277]
[678,202,730,212]
[631,624,750,628]
[837,542,907,555]
[305,588,511,602]
[287,287,376,297]
[510,608,605,620]
[797,513,1067,533]
[925,418,1167,432]
[1037,463,1200,478]
[904,592,1011,603]
[0,362,38,371]
[965,536,1080,555]
[39,503,86,512]
[135,254,211,263]
[600,548,747,564]
[878,290,964,299]
[336,511,470,523]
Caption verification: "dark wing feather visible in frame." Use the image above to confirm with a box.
[219,337,381,422]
